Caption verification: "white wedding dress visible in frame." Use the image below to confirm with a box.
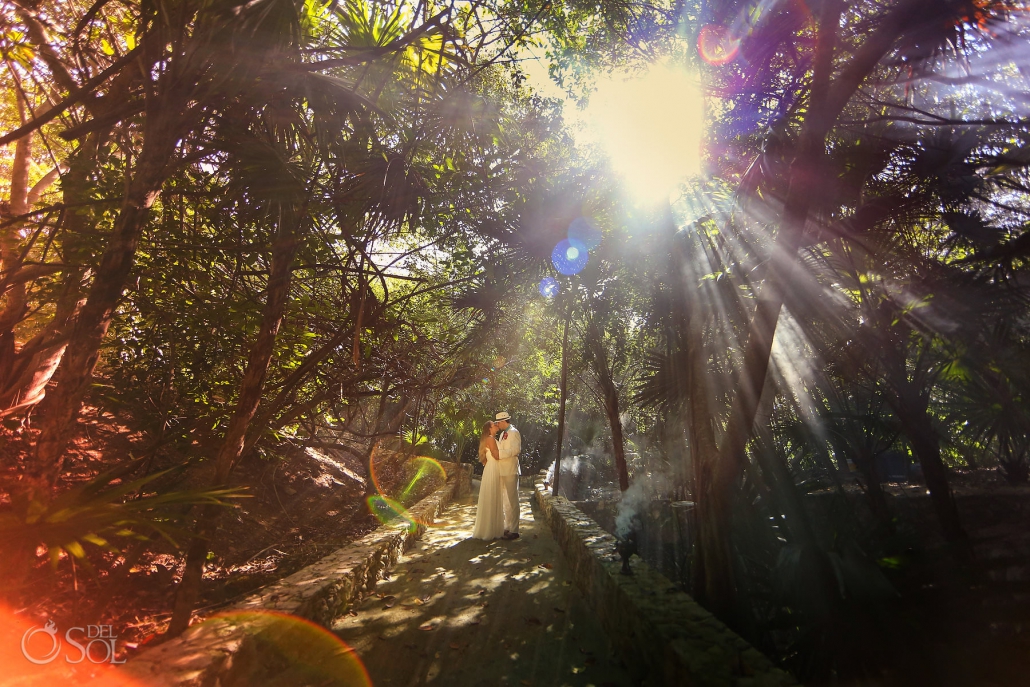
[472,448,505,540]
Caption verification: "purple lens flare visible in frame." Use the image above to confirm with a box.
[568,217,602,250]
[539,277,559,297]
[551,239,588,275]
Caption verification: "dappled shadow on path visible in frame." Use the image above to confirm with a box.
[333,487,632,687]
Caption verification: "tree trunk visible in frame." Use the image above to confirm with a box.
[688,337,736,619]
[751,378,821,542]
[896,394,967,545]
[362,393,413,501]
[0,284,85,417]
[663,219,736,618]
[167,215,303,637]
[585,316,629,491]
[552,301,571,495]
[704,0,844,618]
[0,149,91,419]
[352,260,367,368]
[585,311,630,488]
[705,0,939,557]
[603,382,629,492]
[1,172,92,419]
[855,448,896,536]
[2,1,143,422]
[31,121,179,492]
[0,94,34,385]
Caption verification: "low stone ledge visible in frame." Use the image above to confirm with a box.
[533,471,798,687]
[122,462,472,686]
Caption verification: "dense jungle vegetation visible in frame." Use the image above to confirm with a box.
[2,0,1030,683]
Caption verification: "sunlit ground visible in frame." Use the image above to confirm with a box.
[333,485,632,686]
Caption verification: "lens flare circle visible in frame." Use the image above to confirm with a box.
[367,494,420,531]
[551,239,588,275]
[698,25,740,65]
[568,217,602,250]
[400,456,447,499]
[367,446,448,531]
[199,612,372,687]
[539,277,559,298]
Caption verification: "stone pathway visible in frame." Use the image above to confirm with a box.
[333,484,632,687]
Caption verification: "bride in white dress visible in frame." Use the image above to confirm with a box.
[472,421,505,540]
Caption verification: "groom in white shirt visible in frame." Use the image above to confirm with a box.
[494,411,521,540]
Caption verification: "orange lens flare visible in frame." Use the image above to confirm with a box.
[0,604,143,686]
[402,456,447,498]
[1,606,372,686]
[368,446,448,529]
[698,25,740,66]
[194,611,372,686]
[367,494,420,531]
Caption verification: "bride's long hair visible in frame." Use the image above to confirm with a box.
[478,421,495,463]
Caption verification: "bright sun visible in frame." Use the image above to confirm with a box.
[581,63,704,203]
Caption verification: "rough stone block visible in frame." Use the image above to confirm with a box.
[532,470,798,687]
[122,463,472,685]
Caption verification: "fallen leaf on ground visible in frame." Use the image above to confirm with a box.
[449,642,462,650]
[418,623,436,631]
[553,607,565,613]
[525,616,542,625]
[477,589,487,596]
[377,635,388,641]
[346,610,358,617]
[571,666,585,674]
[521,680,532,685]
[469,618,481,625]
[385,600,396,608]
[540,563,553,569]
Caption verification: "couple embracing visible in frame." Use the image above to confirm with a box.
[472,411,521,541]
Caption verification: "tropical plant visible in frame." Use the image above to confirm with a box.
[0,459,241,580]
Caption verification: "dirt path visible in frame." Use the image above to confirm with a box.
[333,483,631,687]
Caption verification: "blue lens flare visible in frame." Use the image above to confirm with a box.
[552,239,588,275]
[539,277,559,298]
[568,217,602,250]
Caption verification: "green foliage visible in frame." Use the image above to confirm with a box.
[4,0,1030,677]
[0,461,245,570]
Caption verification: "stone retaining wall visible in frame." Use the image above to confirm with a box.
[533,470,798,687]
[122,461,472,686]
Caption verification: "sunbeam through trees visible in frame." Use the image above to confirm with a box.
[2,0,1030,684]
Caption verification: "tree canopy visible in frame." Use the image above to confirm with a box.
[3,0,1030,681]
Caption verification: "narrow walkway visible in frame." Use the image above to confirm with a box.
[333,484,631,687]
